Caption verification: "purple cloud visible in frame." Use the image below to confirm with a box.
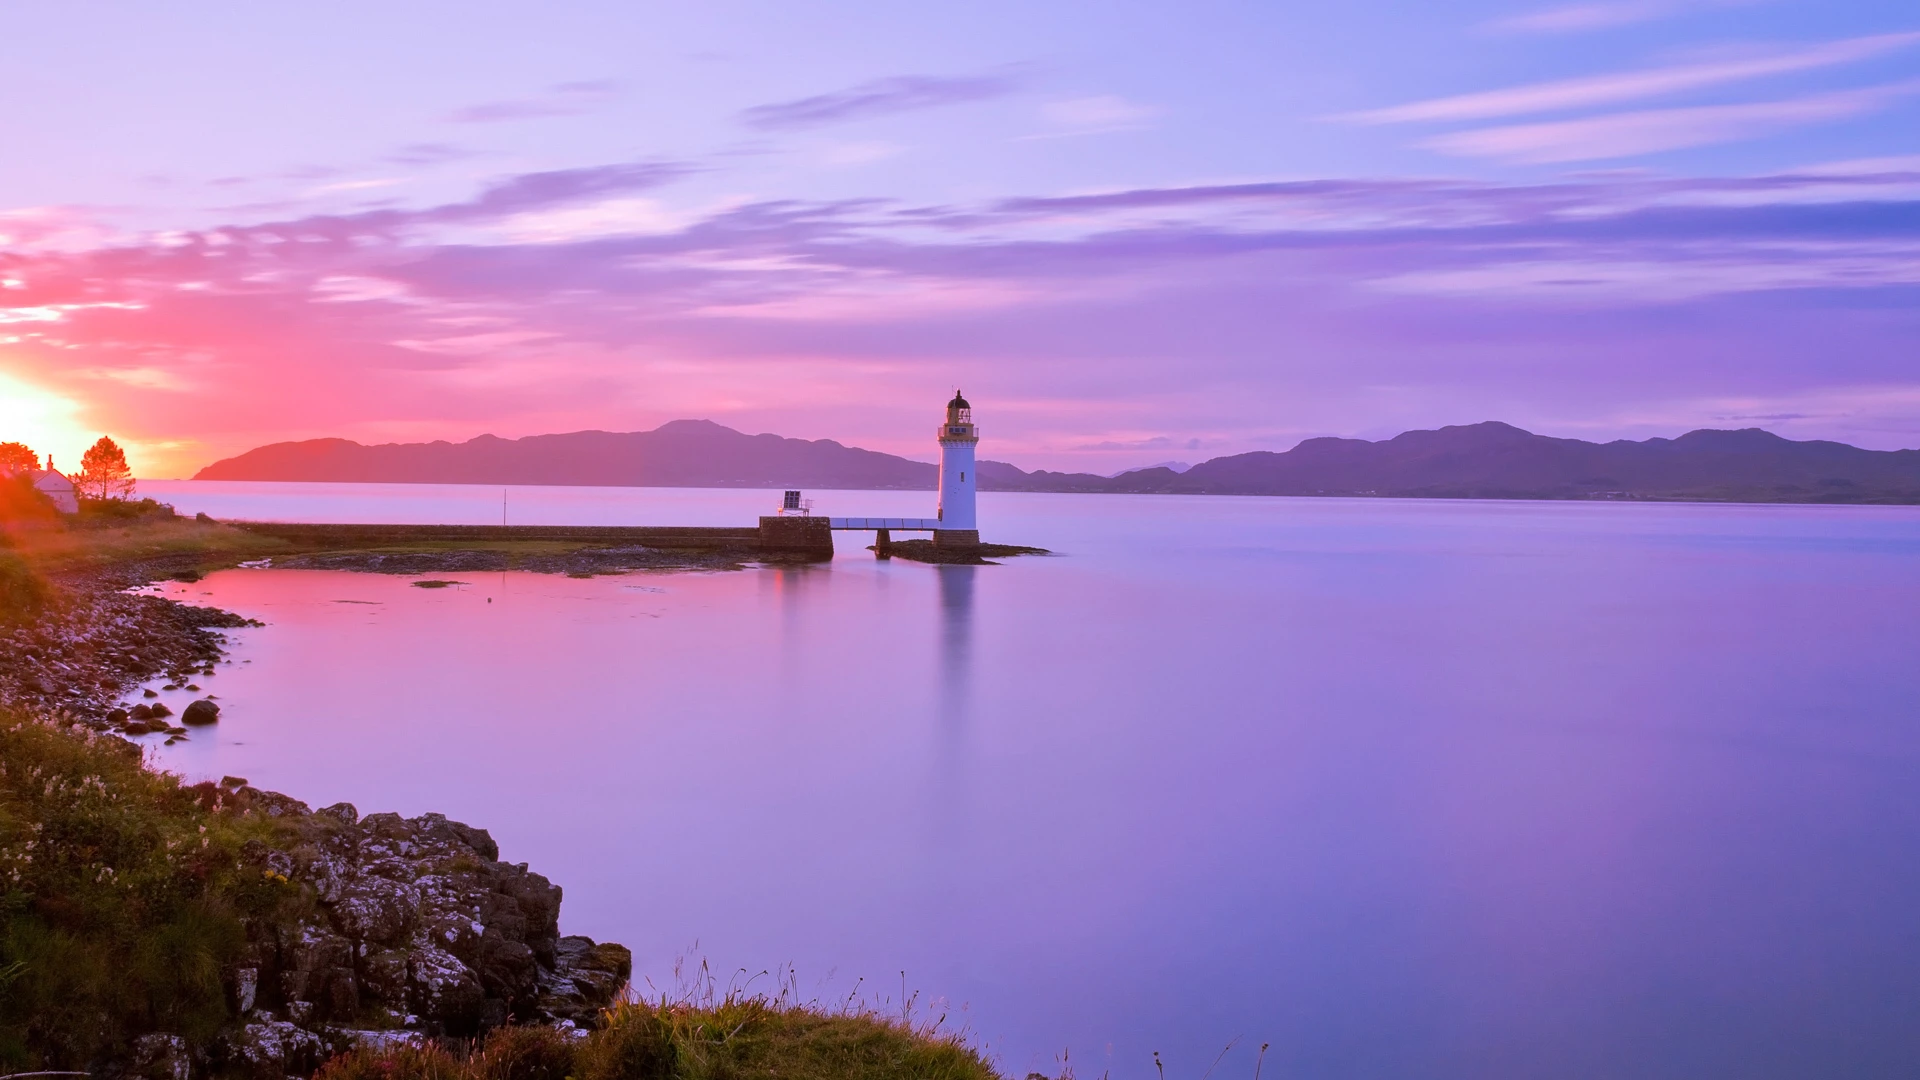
[1422,80,1920,163]
[740,74,1017,131]
[445,80,619,124]
[460,161,694,217]
[1487,0,1764,35]
[385,143,480,166]
[6,159,1920,479]
[1344,32,1920,124]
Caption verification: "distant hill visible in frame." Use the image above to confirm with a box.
[195,419,1920,504]
[195,420,941,489]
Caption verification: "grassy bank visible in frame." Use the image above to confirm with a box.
[1,498,283,579]
[0,708,300,1069]
[319,996,998,1080]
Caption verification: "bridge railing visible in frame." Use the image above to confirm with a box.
[827,517,942,531]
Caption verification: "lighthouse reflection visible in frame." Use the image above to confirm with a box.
[937,565,975,728]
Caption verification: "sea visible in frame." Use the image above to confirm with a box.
[132,480,1920,1079]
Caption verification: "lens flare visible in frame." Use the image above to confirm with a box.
[0,368,88,470]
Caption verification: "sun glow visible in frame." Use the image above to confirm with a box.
[0,368,89,472]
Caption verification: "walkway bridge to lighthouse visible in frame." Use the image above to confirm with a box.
[826,517,942,531]
[757,391,984,559]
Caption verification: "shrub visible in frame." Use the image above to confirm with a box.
[310,989,1003,1080]
[469,1023,580,1080]
[76,496,178,525]
[0,553,55,625]
[0,709,290,1071]
[0,474,59,528]
[314,1042,470,1080]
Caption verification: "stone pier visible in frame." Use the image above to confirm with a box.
[933,529,980,551]
[757,515,835,560]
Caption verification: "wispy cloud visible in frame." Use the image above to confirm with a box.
[445,80,619,124]
[8,158,1920,475]
[385,143,480,166]
[1422,80,1920,163]
[1345,31,1920,124]
[739,73,1017,131]
[1485,0,1754,35]
[1022,96,1164,139]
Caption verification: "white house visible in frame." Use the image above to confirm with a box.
[31,468,79,514]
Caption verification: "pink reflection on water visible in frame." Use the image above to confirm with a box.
[124,489,1920,1080]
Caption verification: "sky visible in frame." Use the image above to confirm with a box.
[1,0,1917,477]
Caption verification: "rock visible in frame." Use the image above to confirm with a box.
[337,1028,423,1052]
[129,703,154,720]
[106,707,129,724]
[408,944,487,1033]
[130,1032,194,1080]
[200,794,631,1049]
[330,876,421,945]
[148,701,173,718]
[539,936,635,1023]
[234,967,259,1014]
[181,698,220,725]
[218,1019,323,1080]
[144,688,159,698]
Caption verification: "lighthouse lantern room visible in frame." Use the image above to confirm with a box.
[936,390,980,546]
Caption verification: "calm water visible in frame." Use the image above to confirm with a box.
[134,481,1920,1079]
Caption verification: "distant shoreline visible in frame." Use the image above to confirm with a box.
[150,475,1920,507]
[184,419,1920,505]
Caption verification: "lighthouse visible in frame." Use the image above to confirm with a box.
[935,390,980,548]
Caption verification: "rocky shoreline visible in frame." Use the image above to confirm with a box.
[0,554,259,726]
[1,550,635,1075]
[264,544,746,576]
[879,540,1053,565]
[181,782,630,1078]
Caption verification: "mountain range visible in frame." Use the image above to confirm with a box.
[194,419,1920,504]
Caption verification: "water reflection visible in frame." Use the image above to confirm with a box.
[135,490,1920,1080]
[937,565,975,729]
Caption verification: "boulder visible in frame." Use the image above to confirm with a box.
[204,790,632,1048]
[181,698,220,725]
[148,701,173,718]
[129,1032,193,1080]
[218,1019,323,1080]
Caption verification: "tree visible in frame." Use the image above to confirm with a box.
[0,441,37,474]
[77,436,136,500]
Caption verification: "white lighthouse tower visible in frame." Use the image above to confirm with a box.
[935,390,980,548]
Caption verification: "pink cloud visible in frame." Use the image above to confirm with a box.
[2,159,1918,478]
[1343,32,1920,124]
[1484,0,1760,35]
[1421,80,1920,162]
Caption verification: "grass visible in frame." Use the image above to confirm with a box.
[316,975,1002,1080]
[2,517,283,576]
[0,553,55,626]
[0,708,306,1071]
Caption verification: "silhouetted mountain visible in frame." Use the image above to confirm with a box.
[195,420,941,489]
[195,420,1920,504]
